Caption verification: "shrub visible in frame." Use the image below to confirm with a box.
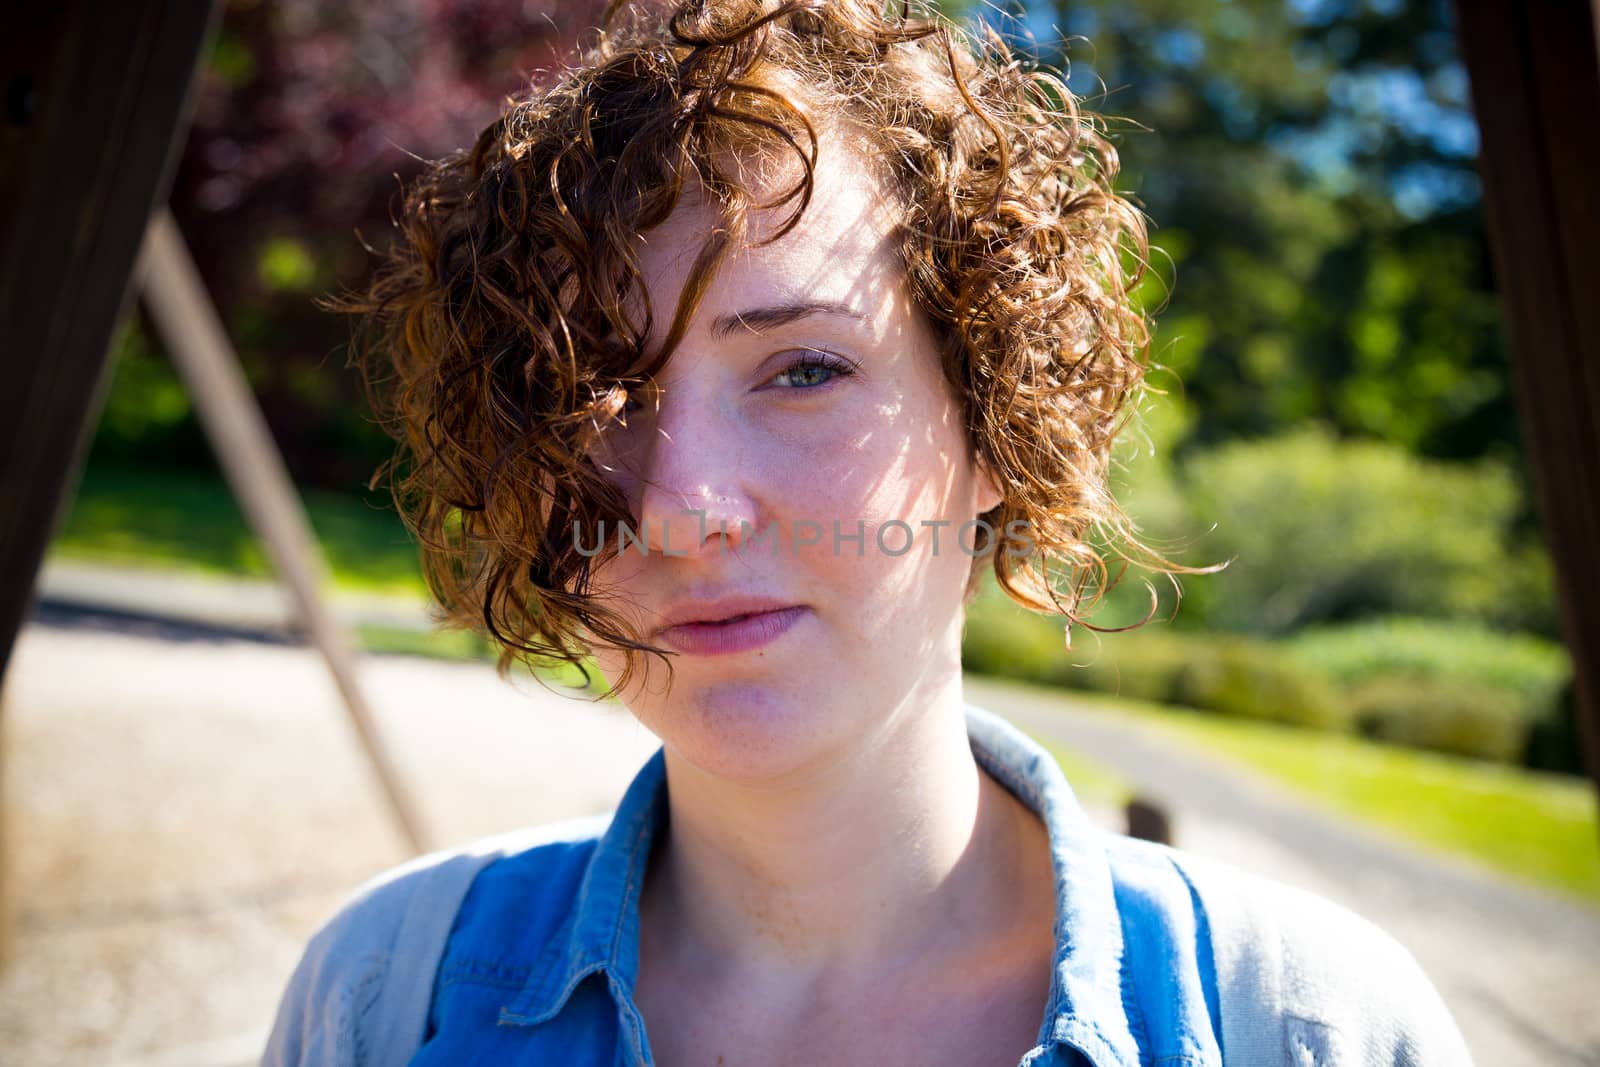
[1284,616,1569,719]
[1167,636,1349,730]
[1079,635,1193,706]
[1171,425,1555,635]
[962,587,1574,768]
[1523,680,1588,776]
[961,593,1076,687]
[1347,676,1537,764]
[963,593,1349,731]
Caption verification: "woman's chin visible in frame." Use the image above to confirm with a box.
[636,682,843,784]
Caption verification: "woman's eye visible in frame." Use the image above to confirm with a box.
[768,351,856,390]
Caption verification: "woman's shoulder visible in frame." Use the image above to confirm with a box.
[262,813,613,1067]
[308,811,614,961]
[1098,831,1474,1065]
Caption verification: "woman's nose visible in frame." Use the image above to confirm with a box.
[632,393,757,559]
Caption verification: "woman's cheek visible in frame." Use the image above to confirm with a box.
[750,423,880,512]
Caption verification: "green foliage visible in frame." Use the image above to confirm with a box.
[1066,630,1348,731]
[207,27,258,88]
[90,317,205,466]
[1169,635,1349,731]
[1345,676,1535,765]
[965,578,1577,767]
[1284,616,1570,711]
[1063,631,1199,708]
[137,0,596,491]
[55,461,427,598]
[1005,0,1520,470]
[961,591,1076,688]
[257,236,318,292]
[1286,616,1578,769]
[356,623,612,692]
[1524,685,1588,777]
[1170,424,1551,634]
[963,587,1348,731]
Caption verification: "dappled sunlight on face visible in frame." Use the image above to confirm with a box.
[581,132,999,783]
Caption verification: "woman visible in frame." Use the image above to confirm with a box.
[265,0,1474,1062]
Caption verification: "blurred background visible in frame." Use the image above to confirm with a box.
[4,0,1598,1064]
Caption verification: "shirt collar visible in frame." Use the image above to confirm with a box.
[497,744,667,1032]
[963,702,1143,1067]
[500,701,1141,1067]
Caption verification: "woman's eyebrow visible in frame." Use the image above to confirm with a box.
[709,301,870,338]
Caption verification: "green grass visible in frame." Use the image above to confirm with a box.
[52,460,428,597]
[50,461,619,690]
[1073,692,1600,906]
[355,622,614,694]
[1038,741,1132,809]
[352,624,494,661]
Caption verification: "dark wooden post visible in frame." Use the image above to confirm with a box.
[1125,795,1174,845]
[0,1,220,681]
[1452,0,1600,797]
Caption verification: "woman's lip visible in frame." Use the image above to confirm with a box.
[656,605,809,656]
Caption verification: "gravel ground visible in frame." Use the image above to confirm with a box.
[0,613,663,1067]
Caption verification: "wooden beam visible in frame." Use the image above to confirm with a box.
[0,1,220,681]
[137,209,431,855]
[1452,0,1600,794]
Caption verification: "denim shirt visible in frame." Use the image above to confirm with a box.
[265,701,1473,1066]
[408,704,1221,1067]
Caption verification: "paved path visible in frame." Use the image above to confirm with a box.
[0,610,662,1067]
[33,557,438,637]
[967,675,1600,1067]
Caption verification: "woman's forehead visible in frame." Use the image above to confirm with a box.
[631,141,905,344]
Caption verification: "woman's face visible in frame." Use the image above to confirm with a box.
[586,137,1001,782]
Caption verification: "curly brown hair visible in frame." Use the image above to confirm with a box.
[331,0,1215,696]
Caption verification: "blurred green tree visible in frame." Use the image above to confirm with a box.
[954,0,1519,471]
[96,0,1545,580]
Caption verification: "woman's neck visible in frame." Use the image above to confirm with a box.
[640,680,1039,985]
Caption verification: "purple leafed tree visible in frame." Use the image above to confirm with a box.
[161,0,604,486]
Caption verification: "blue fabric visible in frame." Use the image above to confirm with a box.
[264,698,1474,1065]
[409,703,1226,1067]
